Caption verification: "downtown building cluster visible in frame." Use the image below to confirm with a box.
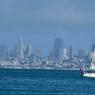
[0,37,94,69]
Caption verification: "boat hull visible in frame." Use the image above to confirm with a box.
[83,73,95,78]
[80,68,95,78]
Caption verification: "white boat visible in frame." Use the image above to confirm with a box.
[83,72,95,78]
[82,50,95,78]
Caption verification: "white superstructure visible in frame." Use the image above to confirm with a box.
[82,50,95,78]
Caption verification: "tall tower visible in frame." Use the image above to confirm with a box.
[34,48,41,63]
[92,44,95,53]
[20,36,24,60]
[53,38,64,60]
[78,48,85,58]
[24,45,32,56]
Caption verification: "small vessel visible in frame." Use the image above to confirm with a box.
[83,72,95,78]
[81,65,95,78]
[81,50,95,78]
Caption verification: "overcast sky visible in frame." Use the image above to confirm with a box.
[0,0,95,55]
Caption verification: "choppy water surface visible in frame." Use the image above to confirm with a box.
[0,69,95,95]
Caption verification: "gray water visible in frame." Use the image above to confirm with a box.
[0,69,95,95]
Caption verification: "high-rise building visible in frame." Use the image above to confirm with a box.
[0,45,8,60]
[68,47,72,59]
[34,48,41,63]
[92,44,95,53]
[10,45,20,60]
[60,47,72,60]
[24,45,32,57]
[12,36,26,62]
[53,38,64,60]
[48,49,55,61]
[91,44,95,59]
[78,48,85,58]
[60,48,64,61]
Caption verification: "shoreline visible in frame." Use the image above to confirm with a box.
[0,67,80,71]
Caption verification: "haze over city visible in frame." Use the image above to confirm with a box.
[0,0,95,56]
[1,1,95,94]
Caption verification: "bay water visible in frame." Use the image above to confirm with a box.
[0,69,95,95]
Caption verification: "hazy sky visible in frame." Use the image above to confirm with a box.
[0,0,95,55]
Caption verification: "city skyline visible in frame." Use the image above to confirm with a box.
[0,36,93,57]
[0,1,95,94]
[0,0,95,55]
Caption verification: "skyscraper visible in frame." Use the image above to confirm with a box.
[91,44,95,59]
[53,38,64,60]
[24,45,32,57]
[92,44,95,53]
[0,45,8,60]
[78,48,85,58]
[34,48,41,63]
[60,47,72,61]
